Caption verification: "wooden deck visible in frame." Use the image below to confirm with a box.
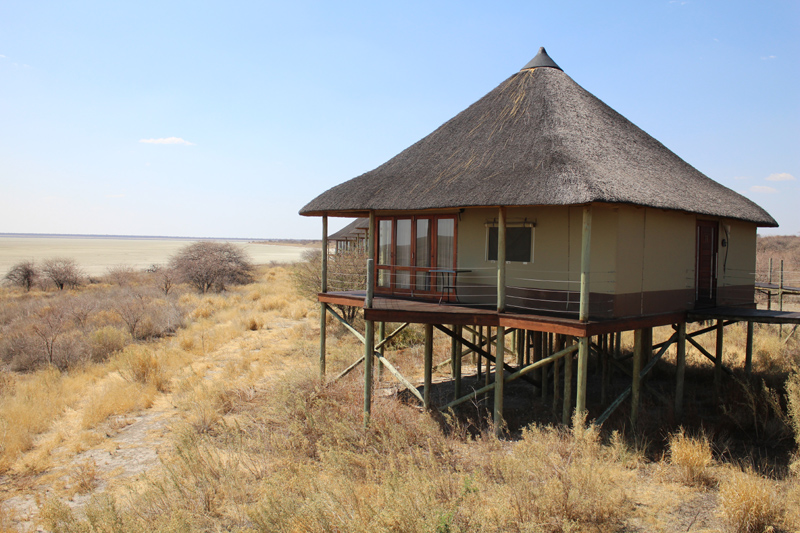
[689,306,800,325]
[318,291,686,337]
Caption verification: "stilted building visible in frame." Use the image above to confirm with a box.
[300,48,783,432]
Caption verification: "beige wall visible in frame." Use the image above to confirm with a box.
[453,204,757,315]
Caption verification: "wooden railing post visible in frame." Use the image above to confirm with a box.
[497,207,507,312]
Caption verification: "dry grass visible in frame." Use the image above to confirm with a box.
[668,428,715,486]
[719,468,782,533]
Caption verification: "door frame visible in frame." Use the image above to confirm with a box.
[695,219,719,308]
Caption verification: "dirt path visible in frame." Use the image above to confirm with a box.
[0,318,306,532]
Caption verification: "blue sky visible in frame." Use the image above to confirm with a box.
[1,1,797,239]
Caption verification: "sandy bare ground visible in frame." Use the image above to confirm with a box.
[0,236,309,277]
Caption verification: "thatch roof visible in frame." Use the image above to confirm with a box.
[301,48,777,227]
[330,218,369,241]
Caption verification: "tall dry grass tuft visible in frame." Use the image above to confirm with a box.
[719,468,782,533]
[668,428,715,486]
[787,371,800,474]
[116,345,168,392]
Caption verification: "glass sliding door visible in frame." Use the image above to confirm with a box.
[415,218,431,291]
[377,219,392,289]
[373,215,456,298]
[395,219,412,290]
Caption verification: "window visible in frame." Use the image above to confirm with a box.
[487,225,534,263]
[375,215,457,295]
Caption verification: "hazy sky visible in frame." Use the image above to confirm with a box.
[1,1,797,239]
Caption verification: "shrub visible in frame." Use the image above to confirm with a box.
[668,428,714,486]
[118,346,167,392]
[169,241,254,294]
[4,260,38,291]
[88,326,131,362]
[292,248,367,323]
[719,469,781,533]
[41,257,83,290]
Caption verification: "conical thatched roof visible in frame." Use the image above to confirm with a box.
[330,217,369,241]
[300,48,777,227]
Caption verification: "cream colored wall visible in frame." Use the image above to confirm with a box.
[718,220,757,288]
[456,205,619,299]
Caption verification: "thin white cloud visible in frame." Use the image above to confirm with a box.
[139,137,195,146]
[761,55,777,61]
[105,194,125,199]
[0,54,6,58]
[765,172,795,182]
[750,185,778,194]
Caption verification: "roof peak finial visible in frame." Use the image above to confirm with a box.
[521,47,562,71]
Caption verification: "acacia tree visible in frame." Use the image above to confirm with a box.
[41,258,83,290]
[4,261,38,291]
[169,241,254,293]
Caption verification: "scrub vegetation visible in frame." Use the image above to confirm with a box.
[1,239,799,532]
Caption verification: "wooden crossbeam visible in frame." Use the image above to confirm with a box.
[376,322,410,351]
[326,305,365,344]
[684,320,737,339]
[595,333,676,425]
[376,355,424,404]
[333,355,365,382]
[433,325,541,388]
[442,343,577,410]
[684,335,735,376]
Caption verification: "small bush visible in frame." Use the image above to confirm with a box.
[719,469,781,533]
[668,428,714,486]
[88,326,131,362]
[118,346,167,392]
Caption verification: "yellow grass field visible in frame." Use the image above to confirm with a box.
[0,236,310,276]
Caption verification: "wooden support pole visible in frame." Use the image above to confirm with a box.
[533,331,542,390]
[579,205,592,322]
[745,321,754,374]
[364,318,374,426]
[497,207,507,313]
[476,325,483,380]
[485,327,492,393]
[553,334,563,413]
[780,259,785,336]
[516,329,524,368]
[631,329,643,428]
[675,322,686,419]
[320,215,328,378]
[377,321,385,381]
[453,325,462,400]
[562,337,573,424]
[576,336,589,417]
[601,334,609,404]
[714,319,724,401]
[494,326,505,436]
[424,323,433,410]
[540,332,548,400]
[376,354,424,404]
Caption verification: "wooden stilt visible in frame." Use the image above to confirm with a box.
[562,337,573,424]
[533,331,542,391]
[423,323,433,410]
[675,322,686,419]
[319,216,328,378]
[601,334,609,404]
[494,326,505,436]
[364,318,374,425]
[631,329,643,428]
[553,334,563,413]
[540,332,549,401]
[714,319,724,401]
[516,329,524,368]
[745,321,754,374]
[576,336,589,416]
[377,321,385,381]
[476,325,483,381]
[453,325,462,400]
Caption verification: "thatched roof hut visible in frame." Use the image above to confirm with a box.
[301,48,776,228]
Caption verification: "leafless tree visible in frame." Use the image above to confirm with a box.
[41,258,84,290]
[292,248,367,323]
[169,242,254,293]
[4,261,38,291]
[30,304,73,366]
[149,264,177,295]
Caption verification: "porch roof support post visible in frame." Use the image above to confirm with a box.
[364,211,376,427]
[576,205,592,417]
[497,206,507,313]
[675,322,687,419]
[320,215,328,378]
